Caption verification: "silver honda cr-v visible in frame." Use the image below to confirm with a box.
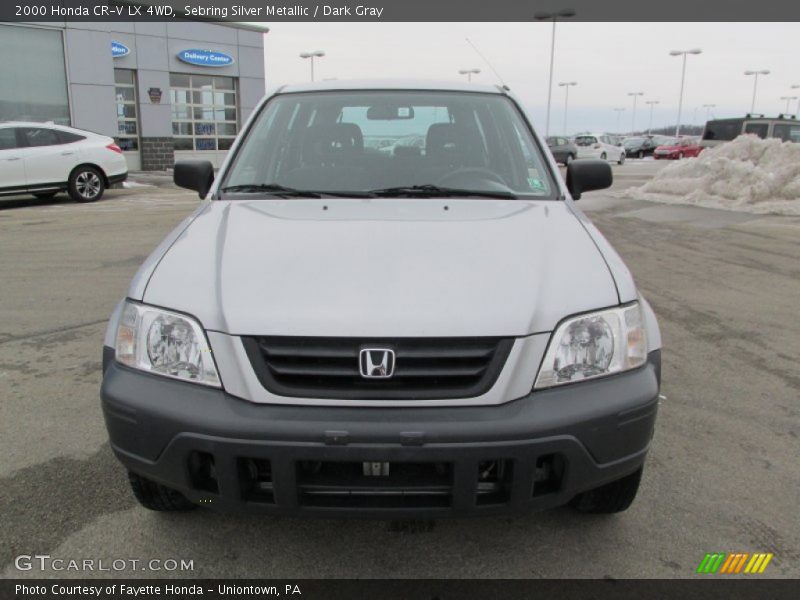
[101,80,661,517]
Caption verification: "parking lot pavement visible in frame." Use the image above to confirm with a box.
[2,165,798,579]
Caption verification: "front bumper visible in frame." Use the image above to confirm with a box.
[101,349,661,518]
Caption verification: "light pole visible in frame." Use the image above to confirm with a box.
[645,100,659,134]
[613,108,625,134]
[627,92,644,134]
[458,68,480,82]
[534,8,576,137]
[744,69,770,113]
[780,96,798,114]
[558,81,577,136]
[670,48,702,137]
[702,103,716,122]
[299,50,325,82]
[793,85,800,116]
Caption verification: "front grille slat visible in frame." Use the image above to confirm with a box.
[242,336,514,400]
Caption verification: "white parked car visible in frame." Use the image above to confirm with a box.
[574,133,626,164]
[0,122,127,202]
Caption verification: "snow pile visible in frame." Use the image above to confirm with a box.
[624,135,800,215]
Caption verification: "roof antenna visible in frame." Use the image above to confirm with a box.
[465,37,509,89]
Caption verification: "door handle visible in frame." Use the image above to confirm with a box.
[6,157,21,161]
[61,151,75,156]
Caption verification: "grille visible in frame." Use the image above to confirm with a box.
[241,336,514,400]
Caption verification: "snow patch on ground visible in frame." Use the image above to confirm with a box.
[624,135,800,215]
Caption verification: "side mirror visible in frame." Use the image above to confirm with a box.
[566,158,612,200]
[174,160,214,199]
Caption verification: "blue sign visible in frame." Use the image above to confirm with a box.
[177,49,235,68]
[111,41,130,58]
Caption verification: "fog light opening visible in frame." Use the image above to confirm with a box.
[532,453,566,497]
[187,451,218,494]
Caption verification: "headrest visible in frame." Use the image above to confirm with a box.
[425,123,482,165]
[303,123,364,164]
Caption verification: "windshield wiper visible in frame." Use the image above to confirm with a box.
[368,184,517,200]
[219,184,378,199]
[220,184,322,198]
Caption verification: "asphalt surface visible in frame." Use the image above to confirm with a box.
[1,161,798,579]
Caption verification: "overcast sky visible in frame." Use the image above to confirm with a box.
[259,22,799,135]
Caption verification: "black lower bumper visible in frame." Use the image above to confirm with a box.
[101,349,661,517]
[108,171,128,186]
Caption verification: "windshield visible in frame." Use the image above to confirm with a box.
[624,137,644,146]
[220,90,555,199]
[574,135,596,146]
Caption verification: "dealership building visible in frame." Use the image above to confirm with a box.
[0,21,267,170]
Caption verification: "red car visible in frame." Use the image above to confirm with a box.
[654,137,703,159]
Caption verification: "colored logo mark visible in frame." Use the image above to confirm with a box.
[697,552,773,574]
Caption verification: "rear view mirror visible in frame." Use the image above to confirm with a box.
[174,160,214,199]
[566,159,613,200]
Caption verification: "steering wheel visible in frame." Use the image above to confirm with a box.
[436,168,508,189]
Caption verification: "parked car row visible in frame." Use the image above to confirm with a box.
[546,131,705,165]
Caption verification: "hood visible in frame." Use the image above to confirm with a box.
[142,199,620,337]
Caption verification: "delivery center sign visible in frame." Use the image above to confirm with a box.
[177,49,235,67]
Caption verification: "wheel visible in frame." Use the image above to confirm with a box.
[618,152,625,165]
[677,153,684,160]
[600,152,607,160]
[33,191,57,200]
[565,154,574,165]
[571,467,643,514]
[637,150,644,159]
[128,472,196,511]
[68,166,105,203]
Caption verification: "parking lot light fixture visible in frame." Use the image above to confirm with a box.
[780,96,798,114]
[670,48,702,136]
[702,103,716,122]
[458,68,481,82]
[645,100,659,134]
[627,92,644,134]
[299,50,325,81]
[534,8,577,137]
[793,86,800,116]
[558,81,577,136]
[613,107,626,134]
[744,69,770,113]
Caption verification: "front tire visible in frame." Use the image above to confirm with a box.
[618,152,625,165]
[600,152,607,160]
[68,166,105,203]
[128,472,196,511]
[637,150,644,159]
[571,467,643,514]
[565,154,574,165]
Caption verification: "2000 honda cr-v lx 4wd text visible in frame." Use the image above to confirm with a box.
[101,81,661,517]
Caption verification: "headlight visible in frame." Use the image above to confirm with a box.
[534,302,647,389]
[115,301,221,387]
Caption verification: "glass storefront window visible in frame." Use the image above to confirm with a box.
[170,73,238,151]
[0,25,70,124]
[114,69,140,152]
